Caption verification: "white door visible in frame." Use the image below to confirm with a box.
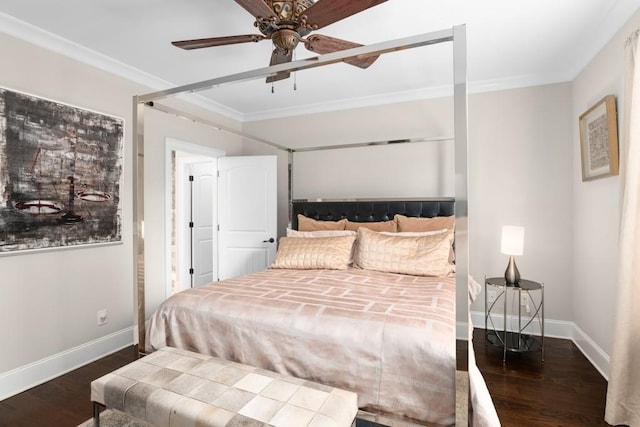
[189,161,216,287]
[218,155,277,280]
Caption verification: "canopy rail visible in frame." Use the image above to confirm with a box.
[133,24,469,425]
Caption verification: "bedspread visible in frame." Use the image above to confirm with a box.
[146,267,456,425]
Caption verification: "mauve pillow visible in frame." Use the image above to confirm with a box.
[345,219,397,232]
[297,214,347,231]
[394,214,455,232]
[286,228,356,238]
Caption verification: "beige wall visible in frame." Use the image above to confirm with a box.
[2,6,636,398]
[243,98,456,238]
[245,83,574,325]
[0,31,247,397]
[469,84,574,321]
[571,9,640,364]
[0,32,136,374]
[141,107,244,315]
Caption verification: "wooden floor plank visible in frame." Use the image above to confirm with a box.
[0,346,138,427]
[472,328,608,426]
[0,331,608,426]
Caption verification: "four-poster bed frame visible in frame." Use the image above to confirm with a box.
[133,25,469,424]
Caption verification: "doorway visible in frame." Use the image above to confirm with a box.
[165,139,278,297]
[165,138,224,296]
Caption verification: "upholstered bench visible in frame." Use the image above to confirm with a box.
[91,346,358,427]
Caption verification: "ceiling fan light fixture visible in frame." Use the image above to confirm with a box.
[272,28,301,51]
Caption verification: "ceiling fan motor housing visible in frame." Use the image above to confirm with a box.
[259,0,315,51]
[267,0,314,21]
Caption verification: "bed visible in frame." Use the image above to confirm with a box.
[146,199,458,425]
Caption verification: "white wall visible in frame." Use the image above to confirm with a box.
[570,9,640,365]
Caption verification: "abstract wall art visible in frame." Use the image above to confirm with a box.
[0,87,124,253]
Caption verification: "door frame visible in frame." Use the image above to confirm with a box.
[165,138,224,298]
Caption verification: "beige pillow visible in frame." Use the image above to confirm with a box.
[271,235,356,270]
[345,219,397,232]
[394,214,455,232]
[286,228,356,238]
[297,214,347,231]
[381,229,455,263]
[355,227,454,277]
[379,230,448,237]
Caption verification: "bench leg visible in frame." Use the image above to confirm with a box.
[93,401,105,427]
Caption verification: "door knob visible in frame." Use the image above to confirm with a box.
[263,237,275,243]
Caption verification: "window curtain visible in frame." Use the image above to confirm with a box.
[605,29,640,427]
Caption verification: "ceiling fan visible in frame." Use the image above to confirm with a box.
[172,0,387,83]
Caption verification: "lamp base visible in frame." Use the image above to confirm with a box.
[504,255,520,285]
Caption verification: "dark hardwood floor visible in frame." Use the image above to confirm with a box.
[0,330,609,426]
[0,346,139,427]
[471,328,609,426]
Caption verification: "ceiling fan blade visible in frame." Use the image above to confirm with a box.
[303,0,387,29]
[234,0,277,19]
[172,34,266,50]
[266,49,293,83]
[304,34,378,68]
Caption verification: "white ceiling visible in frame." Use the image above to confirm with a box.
[1,0,639,121]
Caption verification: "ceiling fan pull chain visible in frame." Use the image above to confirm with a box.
[293,51,297,91]
[271,82,275,94]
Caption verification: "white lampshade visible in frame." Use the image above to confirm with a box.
[501,225,524,256]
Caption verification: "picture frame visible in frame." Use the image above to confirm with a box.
[0,86,124,254]
[579,94,619,181]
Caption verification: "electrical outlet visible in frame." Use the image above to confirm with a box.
[520,294,529,306]
[97,309,108,326]
[487,290,497,303]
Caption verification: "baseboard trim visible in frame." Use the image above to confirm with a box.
[458,311,610,380]
[2,319,609,402]
[571,323,610,380]
[0,327,134,401]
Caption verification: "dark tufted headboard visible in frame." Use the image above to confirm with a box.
[291,198,455,229]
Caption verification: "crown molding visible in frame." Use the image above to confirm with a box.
[243,73,572,122]
[2,3,631,123]
[566,0,640,81]
[0,12,244,122]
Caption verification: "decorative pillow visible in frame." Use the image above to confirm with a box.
[354,227,454,277]
[297,214,347,231]
[271,235,356,270]
[379,229,448,237]
[286,229,357,264]
[345,219,397,232]
[286,228,356,238]
[394,214,455,232]
[381,228,455,263]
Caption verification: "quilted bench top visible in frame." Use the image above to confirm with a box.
[91,346,358,427]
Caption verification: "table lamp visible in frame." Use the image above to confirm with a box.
[501,225,524,285]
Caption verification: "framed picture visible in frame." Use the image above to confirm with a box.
[0,87,124,254]
[579,94,619,181]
